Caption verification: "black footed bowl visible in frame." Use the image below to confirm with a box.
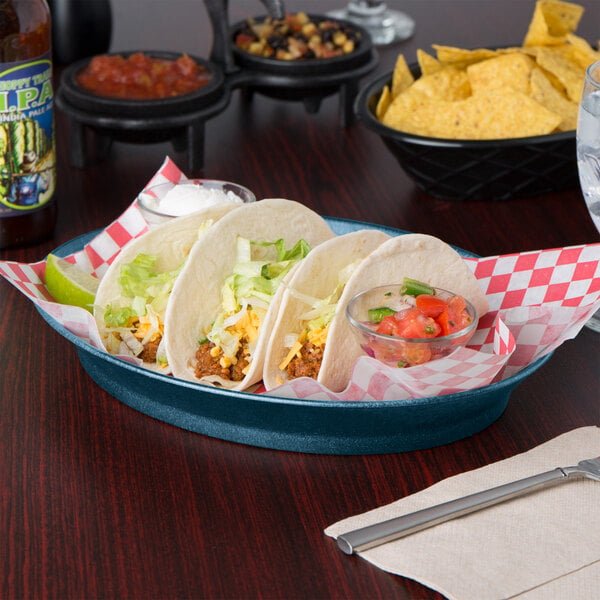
[231,13,374,77]
[58,51,226,119]
[354,67,578,202]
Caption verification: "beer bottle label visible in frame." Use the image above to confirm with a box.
[0,51,56,216]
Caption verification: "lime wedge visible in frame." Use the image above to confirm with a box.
[45,253,99,312]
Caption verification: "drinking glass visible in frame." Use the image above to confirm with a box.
[576,59,600,332]
[328,1,415,46]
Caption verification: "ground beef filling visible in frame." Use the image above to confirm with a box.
[139,337,160,363]
[286,342,324,380]
[194,341,250,382]
[112,326,161,364]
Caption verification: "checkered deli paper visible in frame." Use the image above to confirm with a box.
[1,157,599,402]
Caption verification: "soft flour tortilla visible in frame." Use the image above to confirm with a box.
[94,203,239,371]
[164,198,336,391]
[262,229,391,391]
[319,233,489,393]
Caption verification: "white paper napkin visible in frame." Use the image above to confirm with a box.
[325,427,600,600]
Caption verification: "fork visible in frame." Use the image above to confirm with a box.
[336,457,600,555]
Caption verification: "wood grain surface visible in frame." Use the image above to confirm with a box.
[1,2,598,598]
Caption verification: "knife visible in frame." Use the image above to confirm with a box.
[336,457,600,555]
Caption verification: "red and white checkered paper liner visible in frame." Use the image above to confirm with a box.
[1,157,599,402]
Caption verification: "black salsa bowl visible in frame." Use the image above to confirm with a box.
[58,51,227,119]
[231,13,373,77]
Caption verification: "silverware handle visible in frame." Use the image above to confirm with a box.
[336,467,573,555]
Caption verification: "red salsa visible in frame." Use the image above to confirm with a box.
[76,52,211,99]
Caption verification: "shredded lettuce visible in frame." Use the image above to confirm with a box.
[222,237,310,315]
[206,237,311,360]
[284,258,364,352]
[294,287,339,345]
[104,253,183,327]
[104,305,137,328]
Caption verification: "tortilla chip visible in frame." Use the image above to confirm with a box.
[535,45,586,101]
[382,88,432,132]
[524,0,583,46]
[529,67,578,130]
[566,33,600,67]
[384,89,562,140]
[391,54,414,98]
[375,84,391,120]
[451,90,562,139]
[467,52,536,95]
[410,66,471,101]
[535,62,569,95]
[417,49,442,76]
[497,46,532,55]
[432,44,497,68]
[539,0,583,35]
[524,47,570,91]
[448,90,562,139]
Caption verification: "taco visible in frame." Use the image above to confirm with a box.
[262,229,391,390]
[94,203,239,371]
[266,233,489,393]
[164,198,336,390]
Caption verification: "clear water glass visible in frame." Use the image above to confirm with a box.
[328,1,415,46]
[576,59,600,332]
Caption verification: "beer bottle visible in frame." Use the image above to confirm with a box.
[0,0,57,249]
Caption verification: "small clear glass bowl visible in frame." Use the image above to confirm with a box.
[346,284,479,368]
[137,179,256,226]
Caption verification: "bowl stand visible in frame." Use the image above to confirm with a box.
[55,87,230,174]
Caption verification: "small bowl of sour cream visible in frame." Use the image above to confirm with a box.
[137,179,256,226]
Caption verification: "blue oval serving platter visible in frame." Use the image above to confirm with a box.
[37,217,551,455]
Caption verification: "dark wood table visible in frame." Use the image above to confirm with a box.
[1,1,599,598]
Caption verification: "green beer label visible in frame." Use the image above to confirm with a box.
[0,52,56,215]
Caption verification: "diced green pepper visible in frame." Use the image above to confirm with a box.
[400,277,435,297]
[367,306,396,324]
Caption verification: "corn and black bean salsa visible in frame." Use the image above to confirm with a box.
[234,12,361,61]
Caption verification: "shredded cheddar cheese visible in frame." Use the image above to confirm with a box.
[278,322,329,371]
[279,340,304,371]
[133,315,164,342]
[307,324,328,347]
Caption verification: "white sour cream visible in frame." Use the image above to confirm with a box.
[141,183,246,218]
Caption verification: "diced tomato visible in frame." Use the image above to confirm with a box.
[235,33,256,48]
[176,53,199,77]
[376,307,440,339]
[368,336,433,368]
[376,314,401,336]
[446,295,471,333]
[402,343,432,366]
[373,294,472,341]
[415,294,448,317]
[437,309,451,336]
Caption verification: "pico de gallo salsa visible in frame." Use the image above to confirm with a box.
[76,52,211,100]
[357,278,476,367]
